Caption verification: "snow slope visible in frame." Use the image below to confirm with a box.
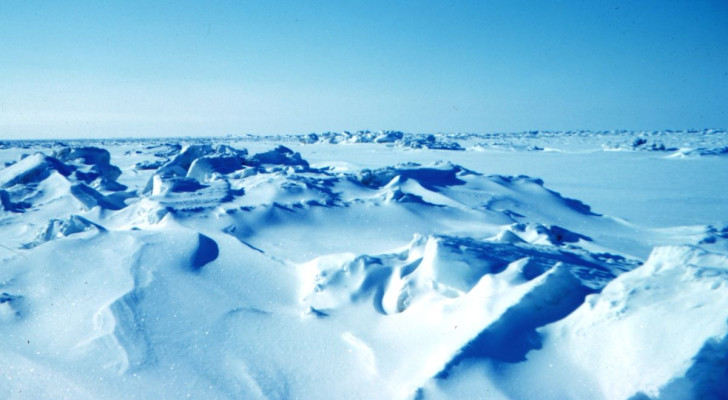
[0,131,726,399]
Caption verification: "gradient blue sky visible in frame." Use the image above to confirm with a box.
[1,1,727,138]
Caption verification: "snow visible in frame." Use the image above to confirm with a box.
[505,246,728,400]
[0,130,726,399]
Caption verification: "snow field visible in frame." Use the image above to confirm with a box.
[0,131,726,399]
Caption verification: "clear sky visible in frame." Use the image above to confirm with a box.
[1,1,727,138]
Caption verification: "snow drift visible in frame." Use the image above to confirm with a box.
[0,134,726,400]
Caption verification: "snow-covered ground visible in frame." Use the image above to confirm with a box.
[0,130,726,400]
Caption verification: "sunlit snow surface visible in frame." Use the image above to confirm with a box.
[0,130,727,400]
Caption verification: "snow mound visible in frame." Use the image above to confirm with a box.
[298,234,636,397]
[510,246,728,400]
[0,228,301,397]
[302,234,628,318]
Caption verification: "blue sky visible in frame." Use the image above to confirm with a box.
[1,1,727,138]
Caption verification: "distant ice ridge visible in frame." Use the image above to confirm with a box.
[291,129,728,156]
[0,139,726,399]
[300,130,465,150]
[2,128,726,156]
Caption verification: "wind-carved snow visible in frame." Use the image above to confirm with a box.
[0,133,726,400]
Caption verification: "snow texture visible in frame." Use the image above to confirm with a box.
[0,131,726,400]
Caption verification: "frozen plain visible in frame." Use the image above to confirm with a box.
[0,130,727,400]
